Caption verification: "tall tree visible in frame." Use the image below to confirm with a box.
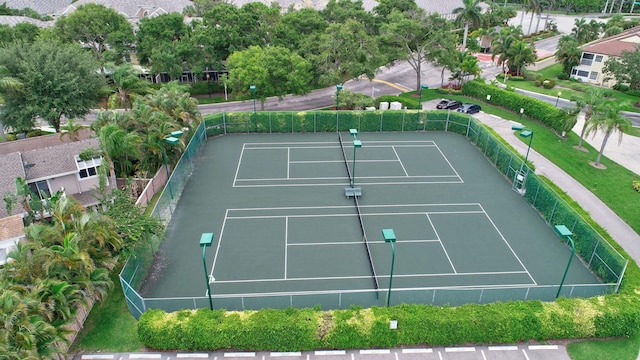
[53,3,134,66]
[106,63,151,110]
[603,47,640,91]
[227,45,313,108]
[313,19,384,86]
[571,88,604,149]
[0,40,103,133]
[505,40,537,76]
[0,65,22,141]
[453,0,483,51]
[272,8,328,52]
[380,10,455,93]
[555,35,582,75]
[587,101,631,167]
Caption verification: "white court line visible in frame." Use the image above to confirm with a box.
[391,146,409,176]
[234,174,458,182]
[315,350,346,356]
[177,354,209,358]
[287,147,290,179]
[528,345,558,350]
[402,349,433,353]
[226,210,484,220]
[210,209,230,280]
[426,213,457,273]
[233,180,463,188]
[270,352,302,357]
[360,349,390,354]
[224,352,256,357]
[489,346,518,351]
[284,216,289,279]
[477,204,537,285]
[227,203,482,212]
[232,143,246,187]
[289,239,441,246]
[445,347,475,352]
[289,160,398,164]
[434,144,464,183]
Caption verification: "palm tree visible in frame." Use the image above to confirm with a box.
[98,122,142,177]
[491,31,517,73]
[106,63,151,110]
[453,0,483,51]
[505,40,537,76]
[586,101,632,167]
[458,51,482,83]
[555,35,581,75]
[571,88,604,149]
[527,0,541,35]
[59,118,84,142]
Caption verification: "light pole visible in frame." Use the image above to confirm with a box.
[161,130,184,200]
[200,233,214,310]
[351,139,362,188]
[206,73,211,98]
[382,228,396,307]
[554,225,575,299]
[555,91,562,107]
[250,85,257,132]
[511,124,533,167]
[336,84,343,132]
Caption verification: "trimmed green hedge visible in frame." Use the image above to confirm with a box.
[461,80,574,134]
[138,296,640,351]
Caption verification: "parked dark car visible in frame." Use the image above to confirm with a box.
[457,103,482,114]
[436,99,462,110]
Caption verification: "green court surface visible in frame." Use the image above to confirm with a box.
[141,132,604,310]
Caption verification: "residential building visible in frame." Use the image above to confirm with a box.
[0,129,115,264]
[571,25,640,86]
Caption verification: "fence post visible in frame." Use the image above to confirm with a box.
[223,113,227,134]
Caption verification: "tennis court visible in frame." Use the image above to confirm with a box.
[141,131,606,310]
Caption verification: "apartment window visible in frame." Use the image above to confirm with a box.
[577,70,589,77]
[76,156,102,179]
[580,53,594,66]
[590,71,599,80]
[595,55,604,62]
[28,180,51,200]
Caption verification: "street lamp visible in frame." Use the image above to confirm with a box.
[511,124,533,167]
[200,233,214,310]
[350,139,362,188]
[555,91,562,107]
[382,228,396,307]
[336,84,343,132]
[206,73,211,98]
[554,225,575,299]
[349,128,358,138]
[250,85,257,132]
[418,84,428,124]
[161,130,184,200]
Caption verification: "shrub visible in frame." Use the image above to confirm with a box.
[633,180,640,192]
[613,83,630,92]
[557,73,570,80]
[524,72,542,81]
[535,79,544,87]
[542,79,556,89]
[461,80,571,133]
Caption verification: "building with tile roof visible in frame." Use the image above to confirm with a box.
[0,129,116,264]
[0,15,52,27]
[58,0,193,20]
[0,0,72,16]
[571,25,640,86]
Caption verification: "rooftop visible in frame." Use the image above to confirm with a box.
[582,25,640,57]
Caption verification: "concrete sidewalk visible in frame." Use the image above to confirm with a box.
[465,104,640,265]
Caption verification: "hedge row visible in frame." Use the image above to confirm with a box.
[461,80,574,134]
[138,295,640,351]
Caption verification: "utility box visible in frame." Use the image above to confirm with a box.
[379,102,389,110]
[390,101,402,110]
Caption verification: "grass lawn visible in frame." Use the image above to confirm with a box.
[506,63,640,113]
[69,265,144,353]
[567,332,640,360]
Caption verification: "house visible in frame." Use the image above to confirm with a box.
[58,0,193,20]
[0,129,116,264]
[571,25,640,86]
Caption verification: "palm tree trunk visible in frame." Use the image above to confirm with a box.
[544,7,550,30]
[520,10,526,27]
[535,12,542,33]
[603,0,610,13]
[618,0,624,12]
[462,22,469,51]
[596,131,612,166]
[528,12,535,35]
[0,120,6,142]
[440,67,446,87]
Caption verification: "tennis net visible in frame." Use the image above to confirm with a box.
[354,195,379,294]
[338,133,352,184]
